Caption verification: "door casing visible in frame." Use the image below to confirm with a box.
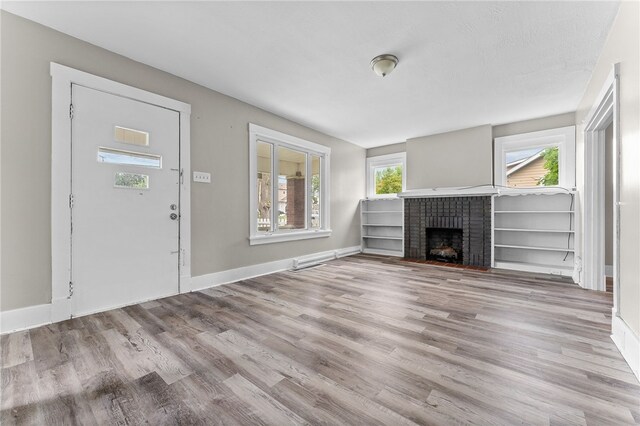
[581,64,620,303]
[50,63,192,321]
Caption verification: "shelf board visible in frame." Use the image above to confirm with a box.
[494,211,574,214]
[494,244,574,253]
[362,248,404,257]
[362,235,403,240]
[362,224,402,227]
[362,210,402,214]
[494,228,574,234]
[494,260,574,276]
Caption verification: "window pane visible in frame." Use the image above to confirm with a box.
[311,155,321,229]
[256,141,273,232]
[114,126,149,146]
[506,146,558,188]
[114,172,149,189]
[278,146,306,230]
[97,147,161,168]
[375,164,403,194]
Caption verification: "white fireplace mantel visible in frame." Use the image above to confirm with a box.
[397,186,498,198]
[397,185,576,198]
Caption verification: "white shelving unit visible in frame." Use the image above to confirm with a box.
[493,191,576,279]
[361,198,404,257]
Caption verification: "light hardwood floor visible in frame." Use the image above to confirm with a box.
[2,254,639,425]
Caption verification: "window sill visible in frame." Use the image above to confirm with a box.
[249,229,332,245]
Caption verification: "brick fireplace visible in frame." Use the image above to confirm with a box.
[404,196,492,267]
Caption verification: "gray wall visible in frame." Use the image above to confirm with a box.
[0,11,365,312]
[575,0,640,335]
[366,142,406,158]
[406,125,493,189]
[492,112,575,138]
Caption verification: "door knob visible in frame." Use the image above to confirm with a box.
[170,213,178,220]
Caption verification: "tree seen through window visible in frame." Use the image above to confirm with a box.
[375,165,403,195]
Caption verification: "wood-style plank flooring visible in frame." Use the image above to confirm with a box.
[2,254,639,425]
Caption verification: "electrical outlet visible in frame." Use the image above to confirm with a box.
[193,171,211,183]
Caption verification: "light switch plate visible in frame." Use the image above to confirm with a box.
[193,171,211,183]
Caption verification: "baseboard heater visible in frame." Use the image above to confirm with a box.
[292,247,361,271]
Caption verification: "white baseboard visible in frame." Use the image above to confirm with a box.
[189,245,361,292]
[0,245,362,334]
[611,309,640,382]
[1,303,51,334]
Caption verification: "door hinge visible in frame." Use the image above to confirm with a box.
[69,103,74,119]
[69,194,75,209]
[68,281,74,298]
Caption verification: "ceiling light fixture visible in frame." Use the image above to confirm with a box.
[370,54,399,77]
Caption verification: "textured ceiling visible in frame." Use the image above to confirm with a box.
[2,1,620,148]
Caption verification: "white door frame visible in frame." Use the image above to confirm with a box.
[582,64,619,302]
[50,63,192,321]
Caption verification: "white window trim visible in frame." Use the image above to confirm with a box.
[249,123,331,245]
[366,152,407,198]
[494,126,576,189]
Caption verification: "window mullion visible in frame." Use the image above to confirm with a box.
[306,154,312,230]
[272,143,278,233]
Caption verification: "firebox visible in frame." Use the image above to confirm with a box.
[426,228,463,263]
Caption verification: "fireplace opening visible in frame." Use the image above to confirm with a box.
[426,228,463,264]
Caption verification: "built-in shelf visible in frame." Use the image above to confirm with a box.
[495,228,574,233]
[363,235,403,240]
[493,192,576,280]
[494,244,574,253]
[494,260,574,276]
[362,211,401,214]
[494,210,574,214]
[361,198,404,257]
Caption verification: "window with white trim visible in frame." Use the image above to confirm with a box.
[494,126,576,189]
[249,124,331,245]
[366,153,406,198]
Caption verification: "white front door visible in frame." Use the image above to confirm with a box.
[71,84,180,316]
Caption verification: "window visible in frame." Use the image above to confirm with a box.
[366,153,406,198]
[494,126,575,189]
[97,147,162,169]
[250,124,330,245]
[114,172,149,189]
[114,126,149,146]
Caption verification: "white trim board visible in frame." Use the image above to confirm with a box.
[611,311,640,382]
[1,246,362,334]
[581,64,619,296]
[189,246,361,292]
[50,63,192,321]
[0,304,52,335]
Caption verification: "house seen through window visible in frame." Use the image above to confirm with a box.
[494,126,575,189]
[506,146,559,188]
